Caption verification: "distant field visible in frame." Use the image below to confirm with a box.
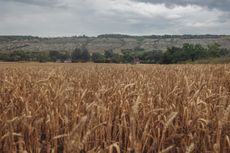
[0,63,230,153]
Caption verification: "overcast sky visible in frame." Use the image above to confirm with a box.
[0,0,230,37]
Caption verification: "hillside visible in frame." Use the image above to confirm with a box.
[0,35,230,53]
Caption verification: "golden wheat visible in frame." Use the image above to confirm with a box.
[0,63,230,153]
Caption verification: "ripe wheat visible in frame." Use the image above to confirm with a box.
[0,63,230,153]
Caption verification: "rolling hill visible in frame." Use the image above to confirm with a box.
[0,34,230,53]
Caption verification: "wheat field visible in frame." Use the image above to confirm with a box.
[0,63,230,153]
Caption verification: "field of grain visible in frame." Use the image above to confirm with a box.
[0,63,230,153]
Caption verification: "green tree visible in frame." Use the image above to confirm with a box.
[182,43,194,61]
[181,43,206,61]
[111,53,123,63]
[37,52,49,62]
[104,49,114,59]
[0,53,10,61]
[194,44,207,59]
[81,47,90,62]
[49,51,63,62]
[71,48,82,62]
[92,52,105,63]
[140,50,163,63]
[208,43,221,57]
[162,46,182,64]
[121,51,134,63]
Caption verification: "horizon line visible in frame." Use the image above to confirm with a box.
[0,33,229,38]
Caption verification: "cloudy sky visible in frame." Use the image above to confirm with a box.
[0,0,230,37]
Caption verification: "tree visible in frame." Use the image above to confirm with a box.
[71,48,82,62]
[140,50,163,63]
[121,49,137,63]
[81,47,90,62]
[182,43,198,61]
[194,44,207,59]
[37,52,49,62]
[0,53,10,61]
[208,43,221,57]
[161,46,182,64]
[49,51,63,62]
[111,53,123,63]
[219,48,230,56]
[104,49,114,59]
[92,52,105,63]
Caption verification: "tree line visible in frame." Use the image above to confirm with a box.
[0,43,229,64]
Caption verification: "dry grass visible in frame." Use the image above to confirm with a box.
[0,63,230,153]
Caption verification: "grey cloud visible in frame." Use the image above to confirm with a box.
[0,0,62,7]
[133,0,230,11]
[0,0,229,36]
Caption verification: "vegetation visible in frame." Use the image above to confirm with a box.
[0,36,40,42]
[0,51,50,62]
[91,52,106,63]
[71,47,90,62]
[71,48,82,62]
[0,63,230,152]
[120,43,230,64]
[49,51,69,62]
[0,43,229,64]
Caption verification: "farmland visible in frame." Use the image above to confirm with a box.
[0,63,230,153]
